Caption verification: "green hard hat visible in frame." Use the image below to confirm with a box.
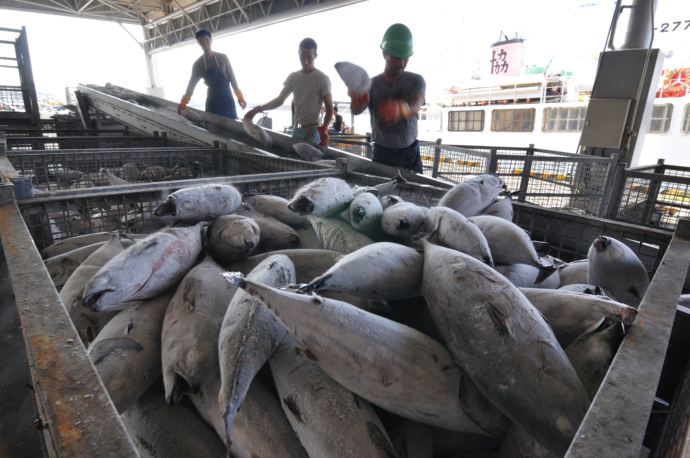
[380,23,413,58]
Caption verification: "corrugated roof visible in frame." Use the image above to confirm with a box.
[0,0,367,53]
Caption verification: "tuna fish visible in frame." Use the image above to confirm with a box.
[348,191,384,236]
[269,333,396,457]
[99,167,129,186]
[381,202,426,240]
[154,184,242,221]
[87,291,172,413]
[469,215,558,284]
[162,255,238,405]
[83,223,204,312]
[292,142,325,161]
[438,174,506,217]
[420,240,590,456]
[189,374,309,457]
[121,390,227,457]
[242,191,309,229]
[218,255,295,446]
[225,248,342,284]
[306,242,423,300]
[494,263,561,289]
[207,214,260,265]
[59,232,129,345]
[334,61,372,94]
[565,318,626,399]
[587,236,650,308]
[240,210,301,251]
[518,287,637,349]
[309,216,373,254]
[423,206,493,266]
[288,177,354,217]
[242,117,272,145]
[223,272,505,435]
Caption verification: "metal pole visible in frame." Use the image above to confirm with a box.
[432,139,442,179]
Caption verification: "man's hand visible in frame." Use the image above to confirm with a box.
[234,89,247,109]
[244,106,261,121]
[378,98,411,124]
[177,95,191,115]
[348,88,369,114]
[317,125,329,146]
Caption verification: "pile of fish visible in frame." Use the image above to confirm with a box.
[43,176,650,457]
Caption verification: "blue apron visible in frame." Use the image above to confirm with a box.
[203,57,237,120]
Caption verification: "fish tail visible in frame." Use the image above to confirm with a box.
[534,264,559,285]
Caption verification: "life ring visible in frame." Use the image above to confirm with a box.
[662,68,690,93]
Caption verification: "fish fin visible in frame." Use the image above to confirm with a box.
[88,337,143,365]
[627,285,641,299]
[484,299,516,339]
[534,264,558,285]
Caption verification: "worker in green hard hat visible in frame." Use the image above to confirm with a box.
[350,23,426,173]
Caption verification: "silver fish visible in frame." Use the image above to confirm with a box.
[99,167,129,186]
[438,174,506,217]
[242,117,272,145]
[420,240,590,456]
[242,191,309,229]
[381,202,425,239]
[87,291,172,413]
[83,223,203,312]
[309,216,373,254]
[306,242,423,300]
[162,255,239,405]
[207,214,260,264]
[292,142,325,161]
[269,333,396,457]
[334,61,372,94]
[424,206,493,266]
[218,255,295,446]
[587,236,650,308]
[288,177,354,217]
[469,215,558,284]
[121,391,227,457]
[223,272,499,435]
[154,184,242,221]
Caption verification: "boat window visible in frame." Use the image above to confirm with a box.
[490,108,535,132]
[682,104,690,134]
[648,104,673,134]
[542,107,587,132]
[448,110,484,132]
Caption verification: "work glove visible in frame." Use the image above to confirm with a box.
[378,98,411,124]
[234,89,247,110]
[317,125,329,146]
[177,95,191,115]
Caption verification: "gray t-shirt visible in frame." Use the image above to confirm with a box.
[184,53,239,97]
[284,69,331,125]
[369,72,426,149]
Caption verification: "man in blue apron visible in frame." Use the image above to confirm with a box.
[244,38,332,146]
[349,24,426,173]
[178,29,246,119]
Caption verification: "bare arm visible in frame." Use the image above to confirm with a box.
[322,93,333,127]
[244,87,292,120]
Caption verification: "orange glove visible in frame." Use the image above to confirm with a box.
[378,98,411,124]
[317,125,329,146]
[177,95,191,115]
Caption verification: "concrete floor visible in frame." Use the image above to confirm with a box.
[0,248,46,458]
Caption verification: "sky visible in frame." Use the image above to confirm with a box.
[1,0,687,110]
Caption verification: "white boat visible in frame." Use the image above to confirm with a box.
[418,5,690,167]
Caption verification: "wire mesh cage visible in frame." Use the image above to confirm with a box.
[7,147,330,191]
[6,135,198,151]
[615,164,690,231]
